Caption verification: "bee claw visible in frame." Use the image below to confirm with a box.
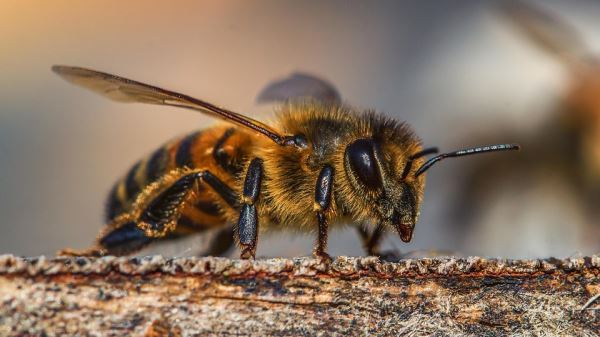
[240,246,256,260]
[313,251,333,265]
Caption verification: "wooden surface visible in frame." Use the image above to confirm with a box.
[0,254,598,336]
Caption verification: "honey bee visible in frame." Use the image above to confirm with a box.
[53,65,519,260]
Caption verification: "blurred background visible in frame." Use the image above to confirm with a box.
[1,0,599,258]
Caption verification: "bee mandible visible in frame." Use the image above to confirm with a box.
[53,66,519,260]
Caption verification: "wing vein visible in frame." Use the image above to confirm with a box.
[52,65,289,145]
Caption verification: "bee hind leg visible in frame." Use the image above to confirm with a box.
[58,214,156,257]
[127,169,238,255]
[59,169,239,257]
[61,224,236,258]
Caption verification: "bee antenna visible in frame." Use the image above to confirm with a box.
[402,147,439,179]
[414,143,521,177]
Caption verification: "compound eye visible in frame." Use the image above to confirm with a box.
[345,139,382,189]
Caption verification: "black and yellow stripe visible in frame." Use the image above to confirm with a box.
[175,131,202,168]
[146,147,168,183]
[104,126,247,231]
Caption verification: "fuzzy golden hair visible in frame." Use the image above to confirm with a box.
[248,101,426,233]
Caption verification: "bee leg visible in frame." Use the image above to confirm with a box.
[313,166,334,262]
[62,170,238,257]
[61,171,199,257]
[237,158,263,259]
[58,215,148,257]
[355,224,401,261]
[198,227,235,257]
[356,224,385,256]
[137,169,238,231]
[125,172,202,240]
[97,219,153,256]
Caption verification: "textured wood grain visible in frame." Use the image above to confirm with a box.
[0,254,598,336]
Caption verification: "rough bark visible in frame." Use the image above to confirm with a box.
[0,254,598,336]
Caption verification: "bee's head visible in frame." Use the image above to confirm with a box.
[343,137,427,242]
[343,135,520,243]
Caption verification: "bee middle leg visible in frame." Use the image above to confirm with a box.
[237,158,263,259]
[313,165,334,262]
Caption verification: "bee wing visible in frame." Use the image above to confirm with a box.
[52,65,289,145]
[257,72,341,105]
[501,1,590,65]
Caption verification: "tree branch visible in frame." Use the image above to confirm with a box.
[0,254,598,336]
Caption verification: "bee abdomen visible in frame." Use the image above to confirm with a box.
[105,160,144,222]
[105,183,125,221]
[175,131,203,168]
[146,146,169,183]
[104,126,246,223]
[106,145,170,222]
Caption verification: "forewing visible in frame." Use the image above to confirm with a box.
[52,65,287,144]
[51,65,176,104]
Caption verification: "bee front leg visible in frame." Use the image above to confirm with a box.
[313,166,334,262]
[356,224,403,261]
[237,158,263,259]
[366,224,405,261]
[356,223,385,256]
